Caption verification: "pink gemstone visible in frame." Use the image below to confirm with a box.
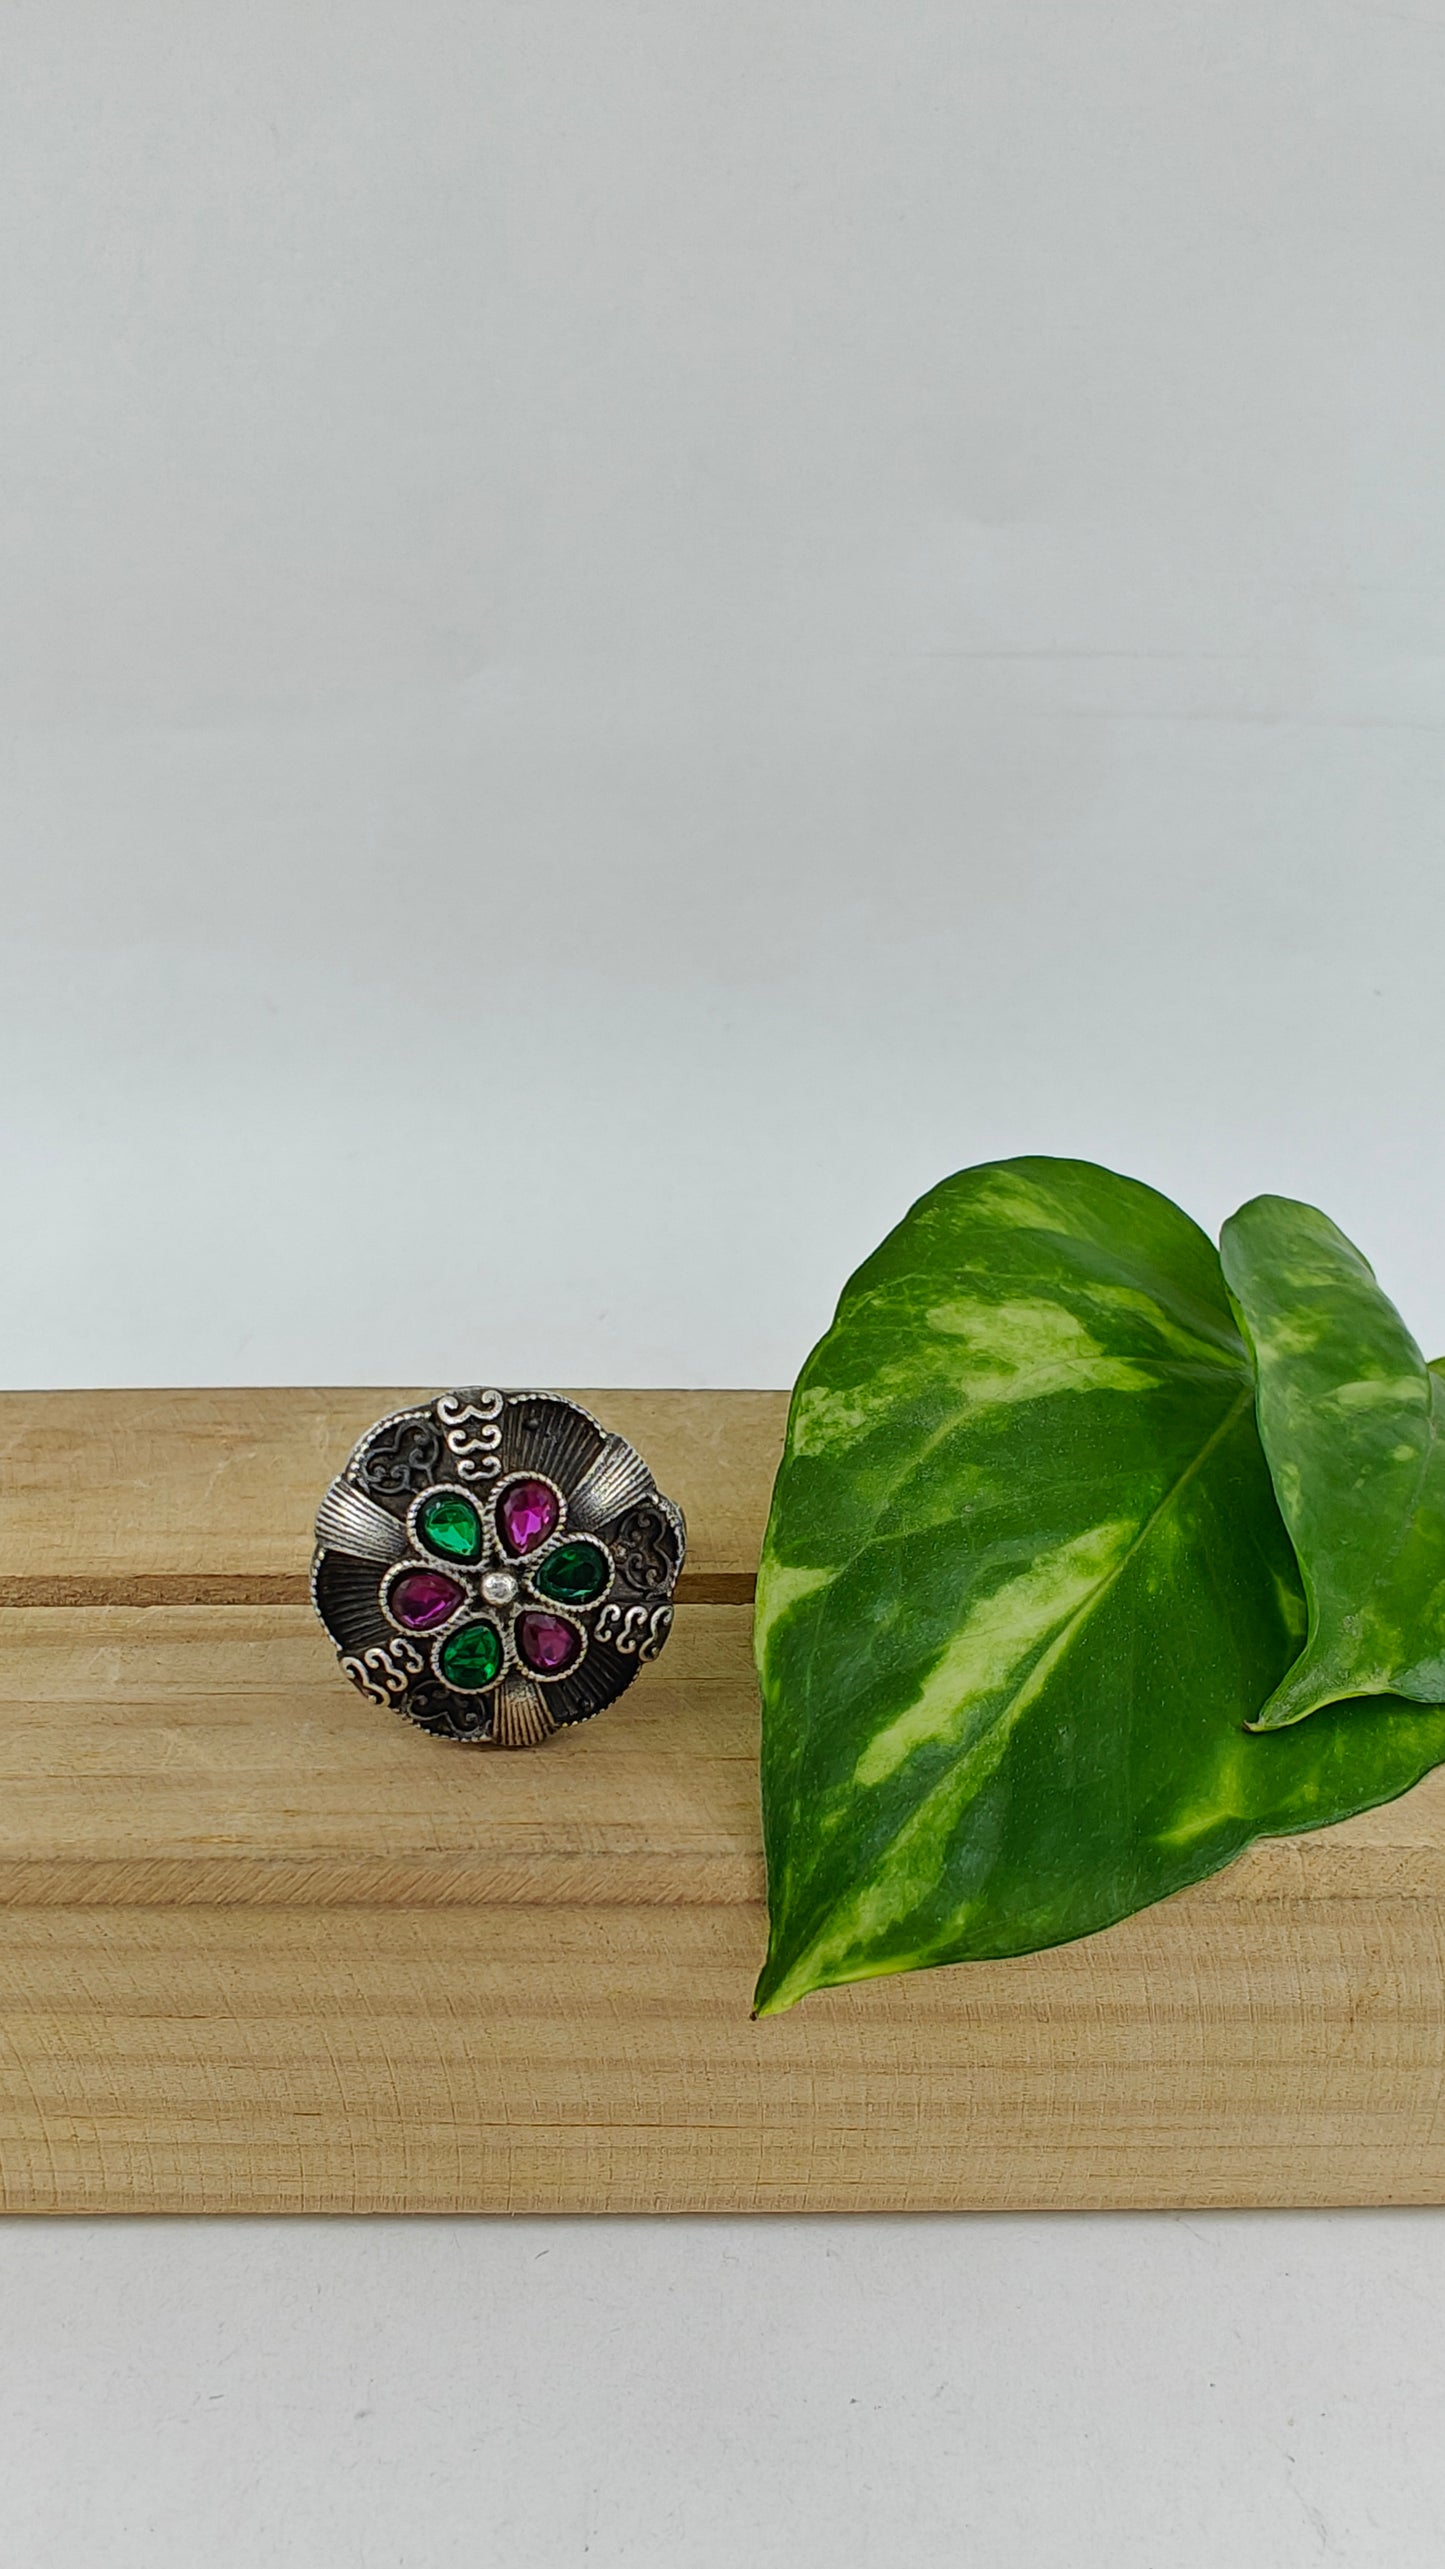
[516,1610,580,1675]
[389,1568,465,1631]
[498,1478,560,1556]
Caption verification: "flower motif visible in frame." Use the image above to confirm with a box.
[312,1390,684,1746]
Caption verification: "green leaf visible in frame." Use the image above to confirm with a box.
[1220,1194,1445,1729]
[754,1157,1445,2015]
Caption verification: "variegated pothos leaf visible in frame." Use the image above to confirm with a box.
[1221,1194,1445,1728]
[753,1158,1445,2013]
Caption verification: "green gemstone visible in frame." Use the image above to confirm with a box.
[437,1620,504,1691]
[416,1489,485,1565]
[533,1539,610,1606]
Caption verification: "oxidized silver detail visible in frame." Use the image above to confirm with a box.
[568,1434,654,1531]
[595,1600,675,1660]
[339,1636,427,1704]
[436,1387,505,1481]
[492,1674,556,1750]
[315,1478,412,1566]
[311,1388,686,1747]
[638,1603,674,1664]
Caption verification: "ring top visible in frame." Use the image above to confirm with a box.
[312,1389,685,1747]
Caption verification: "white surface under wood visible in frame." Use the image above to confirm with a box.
[3,0,1445,2559]
[3,2215,1444,2569]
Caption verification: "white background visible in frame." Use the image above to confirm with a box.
[3,2,1445,2560]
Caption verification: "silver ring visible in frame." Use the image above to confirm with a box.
[311,1388,686,1747]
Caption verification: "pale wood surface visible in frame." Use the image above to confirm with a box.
[0,1388,1443,2213]
[0,1388,789,1604]
[5,1888,1444,2214]
[0,1605,762,1909]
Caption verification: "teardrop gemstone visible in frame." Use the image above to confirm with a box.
[415,1488,485,1565]
[388,1567,466,1631]
[532,1539,610,1606]
[437,1620,505,1690]
[516,1610,581,1676]
[497,1478,560,1556]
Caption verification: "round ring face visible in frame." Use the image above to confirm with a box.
[311,1389,686,1746]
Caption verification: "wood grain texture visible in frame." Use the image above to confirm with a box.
[0,1389,1443,2212]
[0,1604,762,1909]
[0,1387,789,1605]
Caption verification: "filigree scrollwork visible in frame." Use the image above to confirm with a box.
[436,1388,504,1482]
[611,1503,680,1596]
[638,1603,673,1663]
[339,1636,426,1704]
[359,1415,444,1501]
[595,1600,674,1660]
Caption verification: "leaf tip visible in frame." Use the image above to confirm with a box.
[751,1955,804,2019]
[1245,1691,1318,1732]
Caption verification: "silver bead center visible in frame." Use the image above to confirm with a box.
[480,1568,518,1608]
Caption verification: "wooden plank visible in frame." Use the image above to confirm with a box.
[0,1387,789,1606]
[0,1600,1444,2210]
[4,1603,1445,1911]
[0,1604,762,1909]
[3,1868,1444,2215]
[0,1387,1443,2213]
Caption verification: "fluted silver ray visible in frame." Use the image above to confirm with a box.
[568,1433,654,1530]
[314,1477,411,1565]
[492,1674,556,1748]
